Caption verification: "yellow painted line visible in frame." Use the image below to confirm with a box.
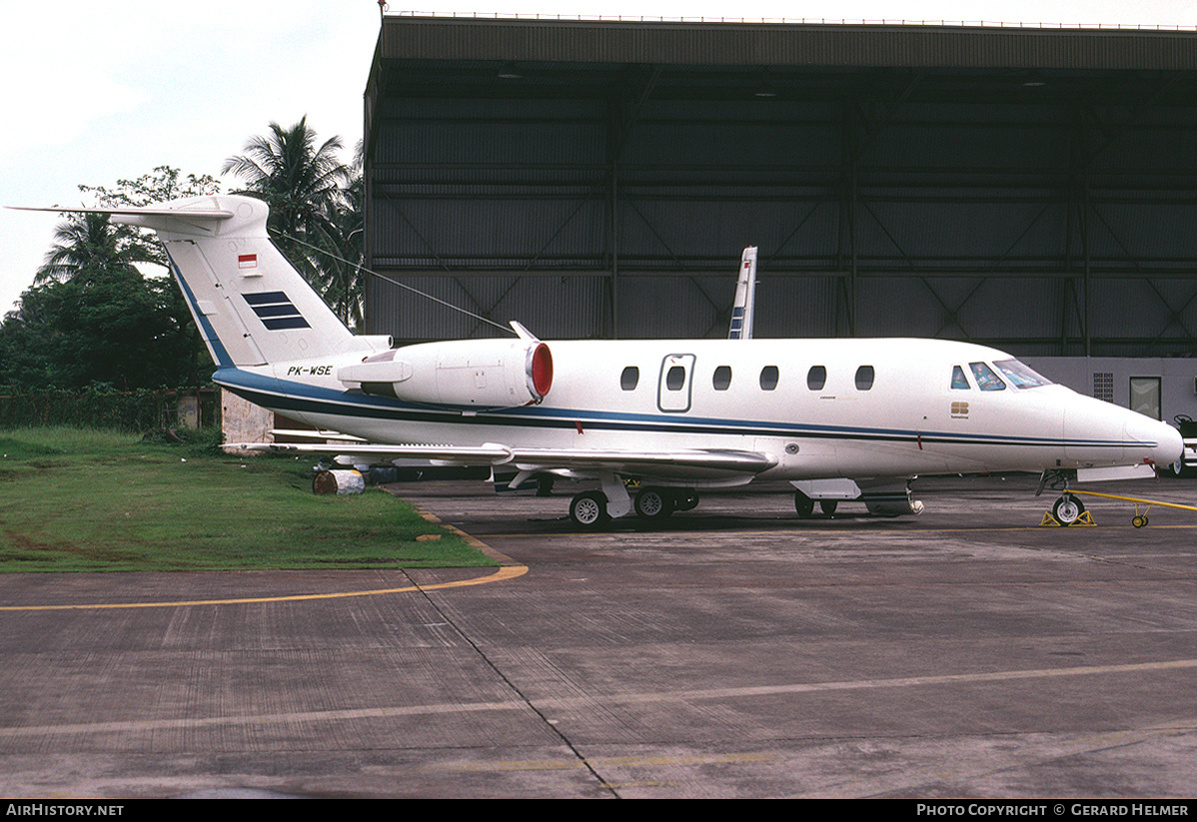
[473,521,1197,540]
[0,565,528,612]
[409,502,520,566]
[0,508,526,612]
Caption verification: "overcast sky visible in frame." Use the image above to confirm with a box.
[3,0,1195,317]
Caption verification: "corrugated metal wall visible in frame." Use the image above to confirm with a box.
[365,19,1197,356]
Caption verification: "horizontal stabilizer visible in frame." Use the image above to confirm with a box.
[7,203,235,236]
[8,204,234,220]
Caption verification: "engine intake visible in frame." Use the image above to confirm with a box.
[338,338,553,407]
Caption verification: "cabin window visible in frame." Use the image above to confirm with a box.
[713,365,732,391]
[855,365,875,391]
[993,358,1052,389]
[807,365,826,391]
[620,366,639,390]
[759,365,779,391]
[665,365,686,391]
[951,365,970,390]
[970,361,1006,391]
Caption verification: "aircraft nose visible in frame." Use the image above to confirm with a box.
[1125,413,1183,466]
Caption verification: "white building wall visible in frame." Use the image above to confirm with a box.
[1027,357,1197,426]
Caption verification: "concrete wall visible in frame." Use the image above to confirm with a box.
[220,389,273,444]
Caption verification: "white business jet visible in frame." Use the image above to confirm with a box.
[13,196,1183,528]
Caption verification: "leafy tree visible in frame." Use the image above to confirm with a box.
[80,165,221,209]
[34,211,145,284]
[0,267,199,391]
[0,167,219,391]
[77,165,220,270]
[319,141,366,328]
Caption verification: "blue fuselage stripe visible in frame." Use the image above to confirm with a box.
[214,368,1144,450]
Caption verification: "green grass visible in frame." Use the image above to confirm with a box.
[0,427,496,572]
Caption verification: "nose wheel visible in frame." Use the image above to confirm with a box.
[1051,494,1086,526]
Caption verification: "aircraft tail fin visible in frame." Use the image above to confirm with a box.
[12,196,377,368]
[728,245,757,340]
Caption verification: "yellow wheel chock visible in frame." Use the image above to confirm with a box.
[1040,510,1096,527]
[1042,488,1197,528]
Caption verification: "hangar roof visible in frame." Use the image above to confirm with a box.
[363,16,1197,353]
[374,15,1197,70]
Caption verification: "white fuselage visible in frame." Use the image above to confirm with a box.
[218,336,1181,485]
[23,194,1174,491]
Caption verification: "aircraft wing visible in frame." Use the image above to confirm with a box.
[228,441,778,482]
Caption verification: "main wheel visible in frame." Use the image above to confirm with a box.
[570,491,609,529]
[819,500,838,516]
[1052,495,1085,526]
[634,488,673,520]
[794,490,815,518]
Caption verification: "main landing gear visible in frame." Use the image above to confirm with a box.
[793,490,838,518]
[568,483,699,529]
[568,491,611,528]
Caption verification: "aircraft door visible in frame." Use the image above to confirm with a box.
[658,354,696,412]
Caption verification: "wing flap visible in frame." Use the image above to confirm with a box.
[226,442,777,480]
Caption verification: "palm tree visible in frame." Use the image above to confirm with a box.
[34,211,146,284]
[221,117,353,292]
[319,141,366,328]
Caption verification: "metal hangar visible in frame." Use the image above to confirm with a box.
[362,13,1197,381]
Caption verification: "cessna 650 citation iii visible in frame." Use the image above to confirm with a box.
[16,195,1183,528]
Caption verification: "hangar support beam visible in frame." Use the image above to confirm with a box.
[364,16,1197,357]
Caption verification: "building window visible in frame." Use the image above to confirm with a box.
[1130,376,1162,420]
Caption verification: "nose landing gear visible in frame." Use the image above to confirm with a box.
[1037,469,1095,527]
[1050,493,1088,526]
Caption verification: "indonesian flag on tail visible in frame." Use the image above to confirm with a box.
[238,254,258,270]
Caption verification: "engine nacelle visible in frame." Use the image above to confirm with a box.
[338,338,553,407]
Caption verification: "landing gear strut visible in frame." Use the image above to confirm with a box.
[1038,468,1088,526]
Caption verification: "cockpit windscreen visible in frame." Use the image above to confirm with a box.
[993,359,1053,389]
